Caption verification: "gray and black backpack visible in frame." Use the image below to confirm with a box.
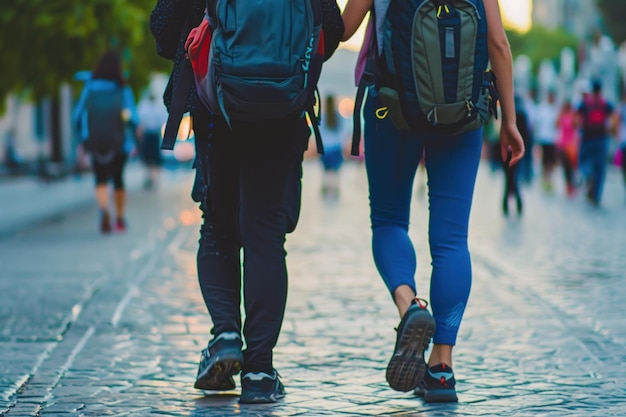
[352,0,499,155]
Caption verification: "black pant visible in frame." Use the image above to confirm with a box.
[502,157,522,214]
[192,114,309,374]
[92,152,127,189]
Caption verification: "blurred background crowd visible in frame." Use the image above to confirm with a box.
[1,0,626,205]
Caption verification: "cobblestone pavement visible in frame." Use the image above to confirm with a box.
[1,160,625,417]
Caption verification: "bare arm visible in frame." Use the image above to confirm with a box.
[484,0,525,165]
[341,0,373,41]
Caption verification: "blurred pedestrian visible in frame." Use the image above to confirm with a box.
[484,114,502,174]
[73,50,139,233]
[319,94,349,199]
[342,0,524,403]
[501,96,528,216]
[556,100,579,197]
[576,79,615,206]
[136,92,168,189]
[150,0,343,404]
[517,90,536,184]
[534,91,559,192]
[616,89,626,200]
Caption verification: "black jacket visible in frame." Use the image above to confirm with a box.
[150,0,344,116]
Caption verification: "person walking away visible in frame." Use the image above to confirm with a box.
[150,0,343,404]
[501,96,527,216]
[137,92,168,189]
[576,80,615,207]
[556,100,579,197]
[319,94,349,199]
[73,50,139,233]
[614,88,626,201]
[533,91,559,192]
[517,90,536,184]
[342,0,524,403]
[484,113,503,174]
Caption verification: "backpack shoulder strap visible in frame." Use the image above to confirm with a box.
[351,80,368,156]
[162,17,194,151]
[206,0,216,19]
[351,7,379,157]
[162,60,193,150]
[307,89,325,154]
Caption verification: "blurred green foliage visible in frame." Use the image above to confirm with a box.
[0,0,170,108]
[506,25,580,74]
[596,0,626,45]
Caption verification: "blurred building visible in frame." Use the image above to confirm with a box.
[0,96,45,175]
[0,90,76,178]
[532,0,601,39]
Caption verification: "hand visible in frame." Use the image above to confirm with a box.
[500,122,525,167]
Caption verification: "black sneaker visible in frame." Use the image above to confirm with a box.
[414,378,426,398]
[386,299,436,392]
[194,332,243,391]
[416,363,458,403]
[239,370,285,404]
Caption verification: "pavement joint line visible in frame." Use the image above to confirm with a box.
[40,326,95,407]
[54,272,108,341]
[471,247,615,366]
[3,220,181,414]
[0,273,107,410]
[111,253,158,327]
[0,342,56,412]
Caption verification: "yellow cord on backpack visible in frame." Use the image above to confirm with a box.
[376,107,389,119]
[466,101,473,117]
[437,5,450,18]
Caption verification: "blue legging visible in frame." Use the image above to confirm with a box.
[363,89,483,346]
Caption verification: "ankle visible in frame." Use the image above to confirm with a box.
[393,285,417,318]
[428,344,453,368]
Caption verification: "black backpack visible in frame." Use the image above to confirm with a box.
[160,0,344,155]
[84,87,125,157]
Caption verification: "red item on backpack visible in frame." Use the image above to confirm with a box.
[185,16,212,85]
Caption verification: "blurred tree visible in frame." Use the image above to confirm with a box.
[506,25,579,73]
[0,1,172,166]
[596,0,626,45]
[0,0,170,106]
